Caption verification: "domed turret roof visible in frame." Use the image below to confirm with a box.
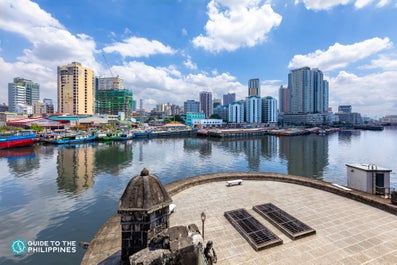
[118,168,172,213]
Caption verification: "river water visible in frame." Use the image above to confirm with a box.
[1,127,396,264]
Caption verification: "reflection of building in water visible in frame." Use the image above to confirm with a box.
[260,136,278,160]
[95,142,133,174]
[338,130,360,144]
[279,135,329,179]
[183,138,212,156]
[57,145,95,192]
[243,139,261,171]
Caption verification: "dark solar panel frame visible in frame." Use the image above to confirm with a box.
[224,208,283,251]
[253,203,316,240]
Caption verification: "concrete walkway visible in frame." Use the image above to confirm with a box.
[81,173,397,265]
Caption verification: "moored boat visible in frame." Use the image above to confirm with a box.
[0,130,37,149]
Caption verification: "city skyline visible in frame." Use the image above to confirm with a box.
[1,0,397,117]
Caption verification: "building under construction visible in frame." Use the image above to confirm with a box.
[95,89,134,120]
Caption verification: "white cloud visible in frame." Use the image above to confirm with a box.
[362,54,397,70]
[0,0,102,105]
[111,61,245,109]
[183,55,198,70]
[103,37,176,58]
[288,37,393,71]
[192,0,282,52]
[329,70,397,116]
[0,0,99,69]
[295,0,392,10]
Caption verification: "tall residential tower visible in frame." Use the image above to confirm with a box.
[8,77,40,113]
[57,62,95,115]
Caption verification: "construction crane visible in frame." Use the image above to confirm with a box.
[102,53,120,90]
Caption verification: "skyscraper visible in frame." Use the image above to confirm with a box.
[57,62,95,115]
[278,85,288,114]
[223,93,236,105]
[288,67,328,114]
[262,96,278,123]
[248,78,260,97]
[245,96,261,123]
[228,101,244,123]
[184,100,200,113]
[199,91,212,118]
[8,77,40,113]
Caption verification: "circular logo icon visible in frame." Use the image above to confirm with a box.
[10,239,27,255]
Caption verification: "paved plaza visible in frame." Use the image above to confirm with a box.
[82,174,397,265]
[169,180,397,265]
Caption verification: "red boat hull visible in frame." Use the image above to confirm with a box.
[0,138,35,149]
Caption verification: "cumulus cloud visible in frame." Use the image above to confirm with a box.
[103,37,176,58]
[192,0,282,52]
[362,54,397,70]
[288,37,393,71]
[111,61,245,109]
[183,55,198,70]
[294,0,392,10]
[0,0,99,69]
[329,70,397,116]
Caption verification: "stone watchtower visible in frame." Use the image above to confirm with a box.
[118,168,172,264]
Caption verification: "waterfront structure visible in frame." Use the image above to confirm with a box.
[223,93,236,106]
[95,89,134,120]
[248,78,260,97]
[118,168,172,264]
[262,96,278,123]
[278,85,288,114]
[8,77,39,113]
[185,112,206,126]
[184,100,200,113]
[57,62,95,115]
[96,76,124,90]
[199,91,213,118]
[288,67,328,114]
[228,101,244,124]
[245,96,262,124]
[192,118,223,128]
[381,115,397,125]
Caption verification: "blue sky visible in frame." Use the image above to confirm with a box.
[1,0,397,117]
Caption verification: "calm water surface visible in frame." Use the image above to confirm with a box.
[1,127,396,264]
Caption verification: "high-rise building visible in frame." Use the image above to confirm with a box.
[278,85,288,114]
[245,96,261,123]
[184,100,200,113]
[228,101,244,123]
[43,98,55,114]
[96,76,124,90]
[213,99,221,109]
[223,93,236,105]
[262,96,278,123]
[338,105,352,114]
[287,67,328,114]
[8,77,40,113]
[57,62,95,115]
[248,78,260,97]
[199,91,213,118]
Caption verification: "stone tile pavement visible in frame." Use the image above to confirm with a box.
[169,180,397,265]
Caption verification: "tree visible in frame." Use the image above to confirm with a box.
[30,123,44,132]
[210,114,221,119]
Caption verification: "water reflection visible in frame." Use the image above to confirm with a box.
[183,138,212,156]
[95,141,133,175]
[338,129,360,144]
[56,144,95,193]
[0,146,40,176]
[279,135,329,179]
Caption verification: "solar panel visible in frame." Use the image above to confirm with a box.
[224,208,283,251]
[253,203,316,240]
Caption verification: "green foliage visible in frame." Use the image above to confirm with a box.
[30,123,44,132]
